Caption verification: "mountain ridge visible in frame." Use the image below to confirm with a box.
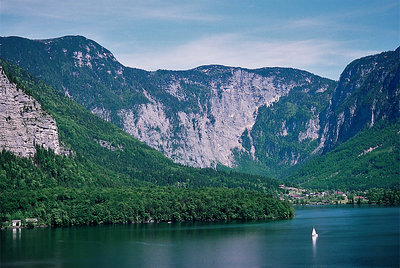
[0,57,296,226]
[0,35,336,176]
[0,57,282,191]
[319,47,400,153]
[0,36,398,184]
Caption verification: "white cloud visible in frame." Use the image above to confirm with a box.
[0,0,220,22]
[132,2,220,22]
[1,0,393,79]
[116,34,377,79]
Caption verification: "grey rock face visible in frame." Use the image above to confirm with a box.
[0,36,343,176]
[95,139,124,151]
[319,47,400,152]
[91,107,112,122]
[0,66,64,157]
[119,67,314,168]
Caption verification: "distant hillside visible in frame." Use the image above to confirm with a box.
[0,36,398,191]
[0,59,294,226]
[287,47,400,190]
[319,47,400,152]
[286,120,400,190]
[0,36,336,177]
[0,58,280,191]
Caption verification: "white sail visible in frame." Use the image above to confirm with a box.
[312,227,318,237]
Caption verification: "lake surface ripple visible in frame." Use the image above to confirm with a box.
[1,205,399,267]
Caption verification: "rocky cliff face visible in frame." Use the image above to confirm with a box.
[319,47,400,152]
[0,66,65,157]
[118,67,322,168]
[0,36,336,175]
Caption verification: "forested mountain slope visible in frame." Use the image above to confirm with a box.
[286,120,400,190]
[0,36,398,188]
[0,59,294,226]
[0,59,280,191]
[287,48,400,190]
[0,36,336,177]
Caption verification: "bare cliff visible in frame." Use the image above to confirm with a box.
[319,47,400,152]
[0,36,336,176]
[117,67,334,169]
[0,66,65,157]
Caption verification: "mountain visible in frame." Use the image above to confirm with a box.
[287,48,400,190]
[286,120,400,190]
[318,47,400,153]
[0,58,281,191]
[0,59,294,226]
[0,35,336,177]
[0,36,398,189]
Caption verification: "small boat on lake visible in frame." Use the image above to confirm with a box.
[312,227,318,238]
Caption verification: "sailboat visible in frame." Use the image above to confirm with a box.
[312,227,318,238]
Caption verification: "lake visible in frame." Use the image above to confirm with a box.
[1,205,399,267]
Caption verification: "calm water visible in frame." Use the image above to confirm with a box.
[1,206,399,267]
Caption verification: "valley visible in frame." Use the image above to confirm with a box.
[1,2,399,267]
[1,36,398,187]
[0,36,399,230]
[0,58,294,228]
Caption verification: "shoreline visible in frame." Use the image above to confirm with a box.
[3,203,398,230]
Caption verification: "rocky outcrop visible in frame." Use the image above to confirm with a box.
[95,138,124,151]
[118,67,332,168]
[4,36,397,177]
[319,47,400,152]
[0,36,336,174]
[0,66,65,157]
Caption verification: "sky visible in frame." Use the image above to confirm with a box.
[0,0,399,80]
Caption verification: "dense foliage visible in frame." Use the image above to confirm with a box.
[321,47,400,153]
[234,73,335,177]
[0,147,148,189]
[365,188,400,206]
[287,120,400,190]
[0,59,280,192]
[0,187,294,227]
[0,36,337,179]
[0,59,294,226]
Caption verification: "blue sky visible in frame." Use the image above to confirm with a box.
[1,0,399,79]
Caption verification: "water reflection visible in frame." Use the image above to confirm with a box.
[2,207,399,268]
[312,232,318,266]
[12,229,21,240]
[12,229,17,240]
[312,235,317,255]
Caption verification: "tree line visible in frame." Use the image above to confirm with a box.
[0,187,294,227]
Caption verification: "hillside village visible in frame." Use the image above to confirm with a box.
[279,185,368,205]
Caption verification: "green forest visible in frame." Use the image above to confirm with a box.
[0,59,281,192]
[0,59,293,227]
[287,120,400,190]
[365,188,400,206]
[1,43,399,229]
[0,187,293,228]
